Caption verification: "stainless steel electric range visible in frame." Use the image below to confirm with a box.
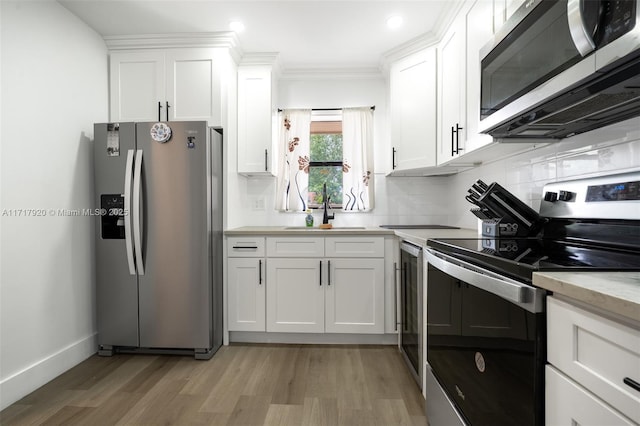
[424,171,640,426]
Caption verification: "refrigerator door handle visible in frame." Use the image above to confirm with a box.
[124,149,136,275]
[133,149,145,275]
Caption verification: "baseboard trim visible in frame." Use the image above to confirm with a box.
[229,331,398,345]
[0,333,97,411]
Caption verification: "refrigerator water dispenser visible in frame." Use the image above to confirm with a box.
[100,194,125,239]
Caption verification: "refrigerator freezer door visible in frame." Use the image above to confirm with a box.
[94,122,140,348]
[135,121,212,350]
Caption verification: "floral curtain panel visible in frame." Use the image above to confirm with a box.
[342,107,374,211]
[276,109,312,211]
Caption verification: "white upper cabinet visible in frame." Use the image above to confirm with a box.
[437,14,466,165]
[464,0,496,153]
[165,49,221,123]
[436,0,546,167]
[109,51,165,122]
[107,33,237,126]
[389,48,437,173]
[237,59,278,176]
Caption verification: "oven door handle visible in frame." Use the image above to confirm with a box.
[425,248,545,313]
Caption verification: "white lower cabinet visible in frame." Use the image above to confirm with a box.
[266,258,324,333]
[227,237,266,332]
[546,366,636,426]
[546,296,640,424]
[228,235,387,336]
[227,258,265,331]
[262,236,385,334]
[325,258,384,334]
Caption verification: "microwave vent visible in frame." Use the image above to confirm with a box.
[536,91,640,125]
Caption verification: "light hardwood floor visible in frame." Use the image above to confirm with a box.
[1,344,427,426]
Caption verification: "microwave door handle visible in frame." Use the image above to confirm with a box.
[567,0,597,56]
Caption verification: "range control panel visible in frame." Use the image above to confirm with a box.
[539,171,640,220]
[586,180,640,201]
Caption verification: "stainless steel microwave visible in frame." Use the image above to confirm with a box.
[479,0,640,140]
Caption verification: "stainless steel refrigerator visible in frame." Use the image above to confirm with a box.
[93,121,223,360]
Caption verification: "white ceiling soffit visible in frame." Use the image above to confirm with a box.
[58,0,461,72]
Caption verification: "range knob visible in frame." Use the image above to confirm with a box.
[544,191,558,202]
[558,190,575,201]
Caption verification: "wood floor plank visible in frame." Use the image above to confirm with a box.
[226,395,271,426]
[68,354,159,408]
[372,398,415,426]
[0,344,428,426]
[40,405,96,426]
[270,346,310,405]
[335,347,372,411]
[263,403,304,426]
[199,346,263,414]
[304,347,337,399]
[301,396,339,426]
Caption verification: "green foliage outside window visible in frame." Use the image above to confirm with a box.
[309,134,343,207]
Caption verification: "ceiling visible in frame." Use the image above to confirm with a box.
[58,0,460,71]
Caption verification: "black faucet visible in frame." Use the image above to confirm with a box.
[322,183,334,225]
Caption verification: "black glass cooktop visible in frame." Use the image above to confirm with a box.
[427,237,640,283]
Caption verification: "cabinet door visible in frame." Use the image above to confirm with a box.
[109,51,165,122]
[547,297,640,423]
[465,0,495,153]
[389,48,437,172]
[165,49,218,124]
[227,258,266,331]
[266,258,324,332]
[546,366,636,426]
[438,19,465,165]
[238,66,275,175]
[325,258,385,334]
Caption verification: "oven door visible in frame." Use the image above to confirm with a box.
[425,248,546,426]
[399,241,423,388]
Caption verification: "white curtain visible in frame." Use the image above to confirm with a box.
[342,107,374,211]
[276,109,312,211]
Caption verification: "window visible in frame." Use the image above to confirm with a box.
[308,116,343,209]
[277,107,373,213]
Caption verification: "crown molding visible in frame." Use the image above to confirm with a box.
[104,32,243,62]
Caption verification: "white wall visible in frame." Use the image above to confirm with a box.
[0,1,108,410]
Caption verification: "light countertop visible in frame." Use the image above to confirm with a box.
[224,226,478,243]
[533,271,640,323]
[224,226,394,236]
[392,228,478,246]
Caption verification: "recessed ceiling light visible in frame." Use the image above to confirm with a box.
[386,15,403,30]
[229,21,245,33]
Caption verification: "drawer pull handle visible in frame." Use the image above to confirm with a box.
[232,246,258,250]
[623,377,640,393]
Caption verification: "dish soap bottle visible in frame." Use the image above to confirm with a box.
[305,209,314,227]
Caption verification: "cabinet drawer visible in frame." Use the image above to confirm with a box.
[267,237,324,257]
[227,237,265,257]
[325,237,384,258]
[546,366,635,426]
[547,296,640,423]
